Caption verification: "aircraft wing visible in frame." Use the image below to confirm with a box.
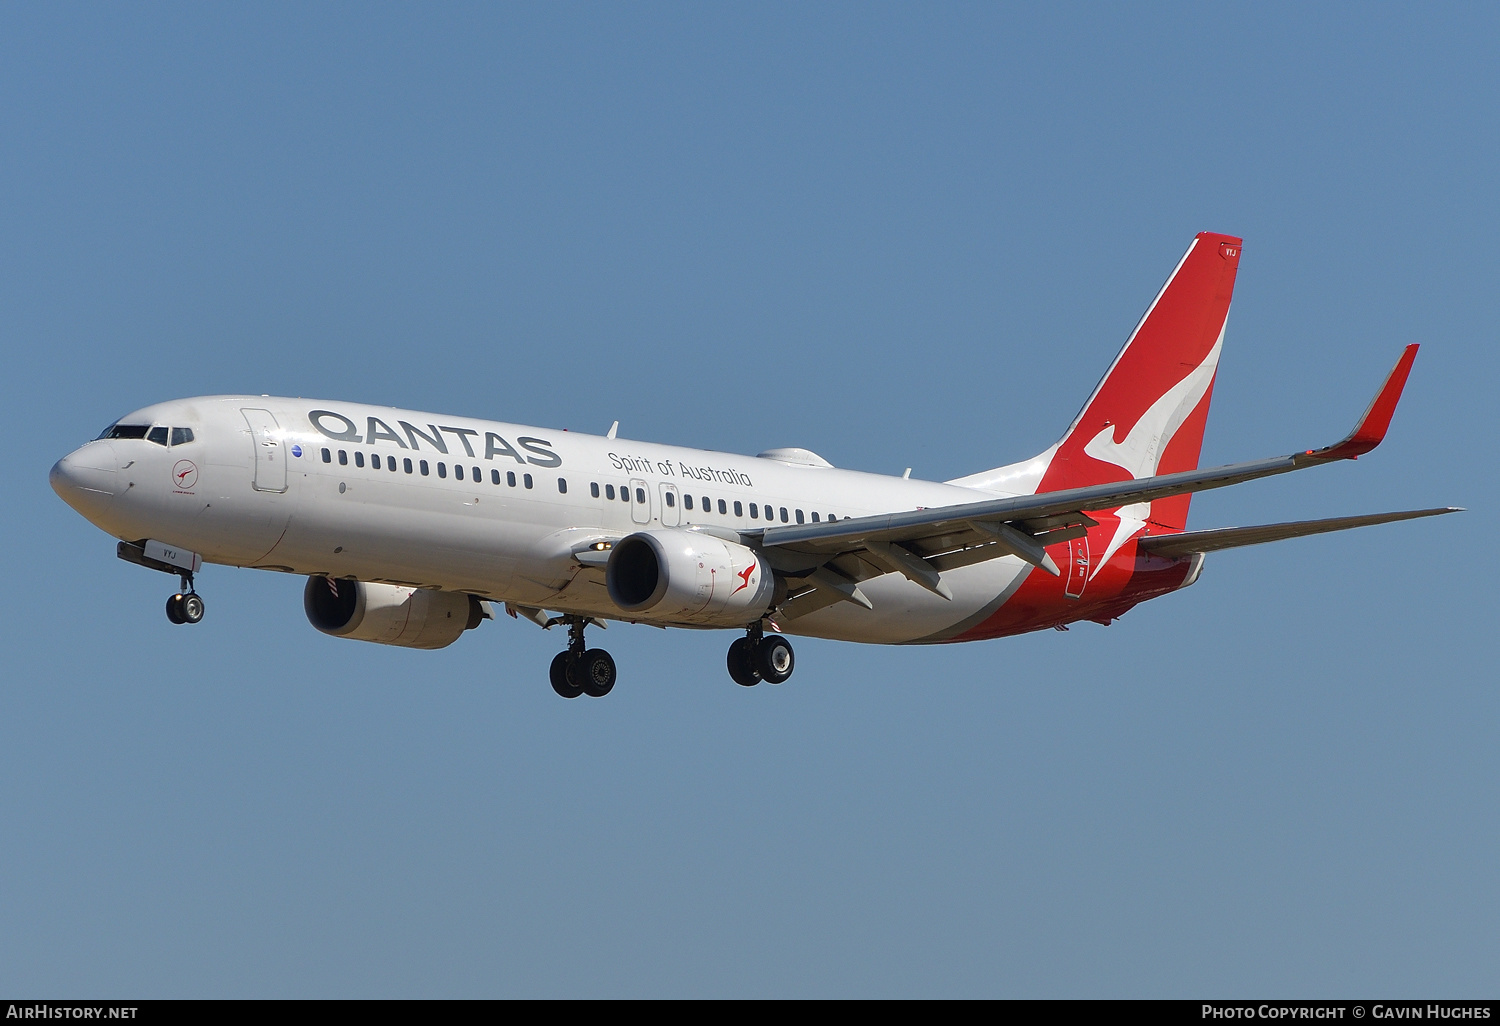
[751,346,1425,618]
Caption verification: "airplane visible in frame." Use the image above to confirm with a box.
[50,232,1457,698]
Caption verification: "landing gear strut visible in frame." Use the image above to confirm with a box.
[116,541,206,626]
[727,622,795,686]
[549,616,616,699]
[164,572,204,625]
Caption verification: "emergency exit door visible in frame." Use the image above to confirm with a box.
[629,479,651,524]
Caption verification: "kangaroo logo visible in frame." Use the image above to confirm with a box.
[732,563,756,596]
[1082,333,1222,481]
[1080,333,1223,580]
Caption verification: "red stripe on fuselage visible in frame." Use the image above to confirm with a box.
[948,516,1197,642]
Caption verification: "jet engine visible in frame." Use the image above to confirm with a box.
[606,529,776,627]
[303,576,487,649]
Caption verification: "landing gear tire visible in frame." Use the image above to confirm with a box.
[577,649,616,698]
[550,651,584,699]
[166,592,203,625]
[754,635,795,684]
[727,637,761,687]
[180,593,204,624]
[549,617,617,699]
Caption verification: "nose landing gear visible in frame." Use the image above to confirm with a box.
[165,584,205,625]
[727,623,795,686]
[548,616,617,699]
[117,541,207,626]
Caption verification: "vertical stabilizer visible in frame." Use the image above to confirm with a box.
[1033,232,1241,532]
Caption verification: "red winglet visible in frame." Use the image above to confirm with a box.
[1305,344,1419,461]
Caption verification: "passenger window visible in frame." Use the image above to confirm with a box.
[420,460,429,476]
[605,484,615,500]
[558,478,568,494]
[734,501,743,516]
[454,465,465,481]
[322,448,331,463]
[591,482,600,498]
[622,488,630,502]
[493,469,502,485]
[147,426,169,446]
[171,427,194,446]
[507,471,516,487]
[404,458,413,474]
[750,503,759,519]
[684,494,694,510]
[388,456,397,471]
[718,499,727,514]
[828,514,836,522]
[811,512,819,522]
[796,509,804,524]
[780,507,789,522]
[473,467,480,480]
[339,450,348,465]
[355,452,365,468]
[635,488,645,504]
[664,491,675,507]
[369,452,379,468]
[524,474,533,489]
[438,462,447,478]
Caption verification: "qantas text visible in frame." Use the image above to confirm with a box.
[308,410,560,467]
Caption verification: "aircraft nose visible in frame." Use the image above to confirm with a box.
[50,441,118,521]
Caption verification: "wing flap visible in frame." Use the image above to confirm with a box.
[761,451,1300,555]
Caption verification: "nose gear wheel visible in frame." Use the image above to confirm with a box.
[165,572,204,625]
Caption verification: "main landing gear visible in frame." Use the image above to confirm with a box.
[164,574,204,625]
[727,623,795,687]
[549,616,616,699]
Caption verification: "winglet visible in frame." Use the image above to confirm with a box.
[1303,344,1419,461]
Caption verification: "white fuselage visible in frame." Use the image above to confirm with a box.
[57,395,1045,645]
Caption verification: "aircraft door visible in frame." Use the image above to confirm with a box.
[629,479,651,525]
[242,408,288,493]
[659,482,680,527]
[1064,534,1089,599]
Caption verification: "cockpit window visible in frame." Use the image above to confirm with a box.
[99,423,149,440]
[171,427,194,446]
[147,426,169,446]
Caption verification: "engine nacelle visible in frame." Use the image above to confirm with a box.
[303,576,485,649]
[606,529,775,627]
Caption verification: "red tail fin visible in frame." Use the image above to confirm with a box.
[1036,232,1242,532]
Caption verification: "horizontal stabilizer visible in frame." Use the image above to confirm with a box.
[1136,507,1462,558]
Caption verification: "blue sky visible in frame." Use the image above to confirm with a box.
[2,3,1496,997]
